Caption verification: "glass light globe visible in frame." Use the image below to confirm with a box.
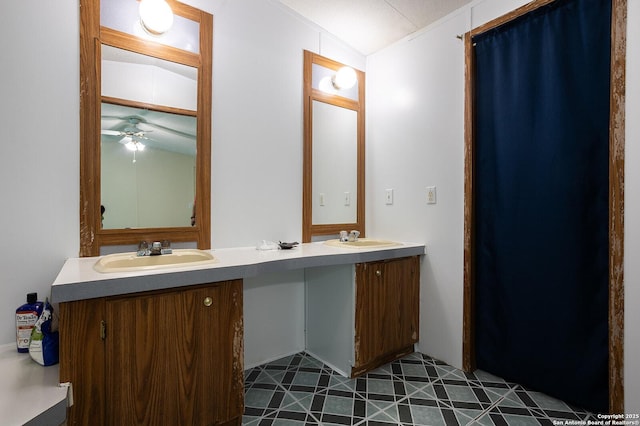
[332,66,357,90]
[139,0,174,35]
[319,76,338,94]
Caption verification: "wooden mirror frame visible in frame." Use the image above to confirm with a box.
[302,50,365,242]
[79,0,212,257]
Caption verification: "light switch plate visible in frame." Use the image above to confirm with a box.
[385,189,394,205]
[426,186,437,204]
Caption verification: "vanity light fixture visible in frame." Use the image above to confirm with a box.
[331,66,357,90]
[139,0,174,35]
[318,66,358,95]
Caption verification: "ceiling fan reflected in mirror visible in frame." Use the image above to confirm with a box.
[101,102,197,160]
[101,117,151,162]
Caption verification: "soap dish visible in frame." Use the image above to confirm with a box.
[278,241,299,250]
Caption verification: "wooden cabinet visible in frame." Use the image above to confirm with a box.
[305,256,420,378]
[352,256,420,376]
[59,280,244,426]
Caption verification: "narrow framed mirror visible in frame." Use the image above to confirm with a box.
[302,51,365,242]
[80,0,212,256]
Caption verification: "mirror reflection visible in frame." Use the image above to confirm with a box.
[101,103,196,229]
[100,44,198,229]
[101,44,197,110]
[312,100,358,225]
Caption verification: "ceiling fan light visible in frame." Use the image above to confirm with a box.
[139,0,174,35]
[125,140,145,152]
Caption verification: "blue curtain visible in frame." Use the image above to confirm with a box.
[473,0,611,413]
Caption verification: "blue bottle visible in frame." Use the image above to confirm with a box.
[16,293,44,353]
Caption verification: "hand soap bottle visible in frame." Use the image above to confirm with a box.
[16,293,44,353]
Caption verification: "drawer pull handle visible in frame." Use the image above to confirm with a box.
[376,270,382,277]
[203,297,213,307]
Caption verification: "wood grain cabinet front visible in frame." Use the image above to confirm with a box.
[59,280,244,426]
[352,256,420,376]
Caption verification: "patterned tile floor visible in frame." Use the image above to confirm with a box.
[243,352,597,425]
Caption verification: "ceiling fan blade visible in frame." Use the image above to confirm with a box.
[101,129,122,136]
[143,122,195,138]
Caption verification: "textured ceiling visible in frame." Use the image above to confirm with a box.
[277,0,472,55]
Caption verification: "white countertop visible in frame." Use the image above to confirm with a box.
[52,241,426,303]
[0,343,68,426]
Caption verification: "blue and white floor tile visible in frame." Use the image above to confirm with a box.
[243,352,596,425]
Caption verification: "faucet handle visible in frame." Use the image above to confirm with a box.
[161,240,172,255]
[137,241,149,256]
[349,230,360,241]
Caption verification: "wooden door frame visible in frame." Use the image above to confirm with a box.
[462,0,627,413]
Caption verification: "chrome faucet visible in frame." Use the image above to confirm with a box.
[149,241,162,256]
[137,240,172,256]
[339,230,360,242]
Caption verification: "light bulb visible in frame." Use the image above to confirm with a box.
[125,141,145,151]
[332,66,357,90]
[139,0,174,35]
[319,76,338,94]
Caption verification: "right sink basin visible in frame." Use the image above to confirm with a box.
[323,238,401,249]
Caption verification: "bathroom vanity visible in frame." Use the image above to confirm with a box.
[306,256,420,378]
[52,240,425,425]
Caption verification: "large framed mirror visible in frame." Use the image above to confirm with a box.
[302,51,365,242]
[80,0,212,256]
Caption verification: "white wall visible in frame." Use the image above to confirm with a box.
[366,0,639,412]
[0,0,79,348]
[366,10,468,369]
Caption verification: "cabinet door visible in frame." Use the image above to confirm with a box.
[105,280,244,425]
[354,256,419,373]
[59,298,106,426]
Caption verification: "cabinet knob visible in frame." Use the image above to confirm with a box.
[203,296,213,307]
[376,270,382,277]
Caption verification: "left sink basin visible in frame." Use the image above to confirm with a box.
[94,249,216,273]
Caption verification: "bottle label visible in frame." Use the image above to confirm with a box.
[16,311,39,349]
[29,335,45,365]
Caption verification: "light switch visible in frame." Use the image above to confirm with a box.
[426,186,437,204]
[344,192,351,206]
[385,189,394,205]
[319,193,325,206]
